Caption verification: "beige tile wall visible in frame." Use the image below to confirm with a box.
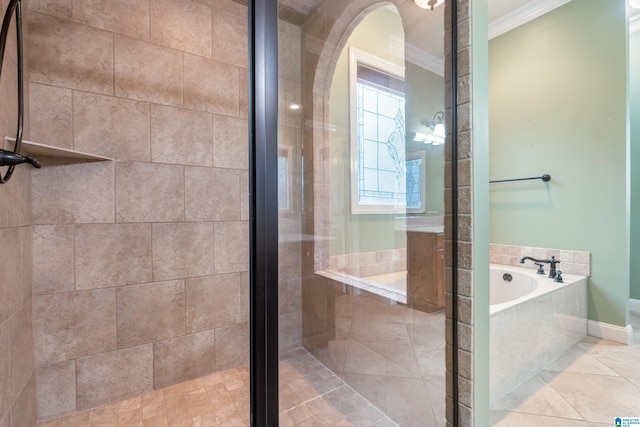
[277,18,304,355]
[27,0,255,419]
[489,243,591,277]
[0,0,37,425]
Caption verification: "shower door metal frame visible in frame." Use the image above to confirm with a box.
[248,0,460,425]
[248,0,279,425]
[450,0,460,424]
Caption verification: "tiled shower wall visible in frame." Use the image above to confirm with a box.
[26,0,254,419]
[0,203,35,427]
[0,0,37,425]
[278,18,304,354]
[0,179,35,427]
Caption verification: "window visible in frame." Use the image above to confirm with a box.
[406,151,425,211]
[278,145,293,212]
[349,48,423,214]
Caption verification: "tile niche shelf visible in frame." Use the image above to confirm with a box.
[4,137,113,163]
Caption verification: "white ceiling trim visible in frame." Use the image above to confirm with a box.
[631,14,640,34]
[488,0,573,39]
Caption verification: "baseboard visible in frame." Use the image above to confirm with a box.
[587,320,633,345]
[630,298,640,314]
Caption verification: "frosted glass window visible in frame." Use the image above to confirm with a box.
[406,157,422,210]
[278,149,289,211]
[349,48,425,214]
[355,66,407,210]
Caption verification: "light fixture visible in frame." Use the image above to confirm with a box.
[411,111,445,145]
[412,132,444,145]
[289,103,301,110]
[426,110,445,145]
[631,0,640,9]
[413,0,444,11]
[412,132,430,142]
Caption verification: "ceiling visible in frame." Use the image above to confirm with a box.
[277,0,568,27]
[276,0,569,61]
[276,0,638,55]
[278,0,639,27]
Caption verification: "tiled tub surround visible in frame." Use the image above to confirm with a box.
[26,0,262,420]
[491,312,640,425]
[489,244,591,277]
[490,264,587,405]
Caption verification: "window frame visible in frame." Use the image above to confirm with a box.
[348,47,412,214]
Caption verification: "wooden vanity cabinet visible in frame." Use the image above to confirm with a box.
[407,231,444,313]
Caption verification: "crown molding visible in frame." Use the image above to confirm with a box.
[405,44,444,76]
[488,0,572,40]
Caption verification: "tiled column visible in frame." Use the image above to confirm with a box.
[445,0,474,426]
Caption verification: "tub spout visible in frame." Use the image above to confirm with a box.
[519,255,561,279]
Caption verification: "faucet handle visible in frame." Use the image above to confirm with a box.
[554,270,564,283]
[534,262,545,275]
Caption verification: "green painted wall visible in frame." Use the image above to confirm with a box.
[488,0,629,326]
[631,30,640,300]
[328,7,445,255]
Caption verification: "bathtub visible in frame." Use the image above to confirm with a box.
[489,264,587,404]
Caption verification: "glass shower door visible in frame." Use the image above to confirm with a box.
[273,1,449,425]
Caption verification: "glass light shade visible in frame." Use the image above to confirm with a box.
[413,132,429,142]
[432,123,445,139]
[413,0,445,10]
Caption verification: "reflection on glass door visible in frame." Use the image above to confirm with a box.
[275,1,448,425]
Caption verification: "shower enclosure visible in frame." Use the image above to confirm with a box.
[253,0,459,424]
[0,0,458,425]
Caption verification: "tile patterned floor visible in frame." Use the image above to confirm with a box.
[36,349,397,427]
[37,313,640,426]
[491,312,640,426]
